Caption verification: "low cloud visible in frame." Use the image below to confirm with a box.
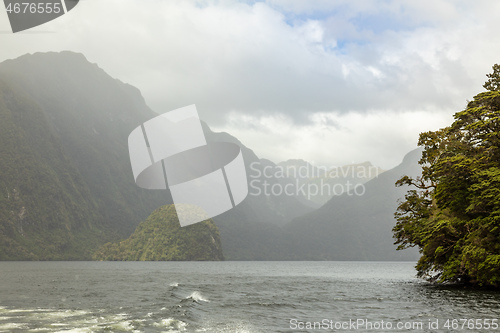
[214,109,453,169]
[0,0,498,167]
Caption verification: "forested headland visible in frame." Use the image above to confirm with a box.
[394,65,500,288]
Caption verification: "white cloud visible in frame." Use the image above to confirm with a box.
[213,109,453,169]
[0,0,499,168]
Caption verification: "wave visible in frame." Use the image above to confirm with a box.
[0,307,139,332]
[186,291,210,303]
[154,317,187,331]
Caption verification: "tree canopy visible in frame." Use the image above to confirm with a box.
[393,65,500,288]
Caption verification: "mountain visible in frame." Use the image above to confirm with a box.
[0,51,313,260]
[282,148,423,260]
[0,51,421,261]
[0,52,169,259]
[0,77,100,259]
[202,124,314,225]
[93,205,223,261]
[201,124,316,259]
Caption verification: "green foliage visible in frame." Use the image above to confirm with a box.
[483,63,500,92]
[394,65,500,288]
[0,79,104,260]
[92,205,224,261]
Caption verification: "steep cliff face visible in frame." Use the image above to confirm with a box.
[0,77,102,259]
[0,52,168,259]
[93,205,224,261]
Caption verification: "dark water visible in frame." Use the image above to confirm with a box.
[0,262,499,332]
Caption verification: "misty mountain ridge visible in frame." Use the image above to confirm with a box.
[0,51,313,259]
[0,51,420,261]
[283,148,422,260]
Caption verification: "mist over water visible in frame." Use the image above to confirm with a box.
[0,262,499,332]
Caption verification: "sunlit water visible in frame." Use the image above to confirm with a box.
[0,262,499,332]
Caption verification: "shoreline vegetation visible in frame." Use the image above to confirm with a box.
[1,52,498,291]
[394,64,500,289]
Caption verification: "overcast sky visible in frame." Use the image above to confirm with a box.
[1,0,499,169]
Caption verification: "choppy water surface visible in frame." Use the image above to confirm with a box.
[0,261,499,332]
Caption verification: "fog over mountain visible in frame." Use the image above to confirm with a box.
[4,1,498,169]
[283,149,422,260]
[0,51,419,261]
[0,51,312,259]
[0,51,167,259]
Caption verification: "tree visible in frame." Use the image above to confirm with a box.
[393,65,500,287]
